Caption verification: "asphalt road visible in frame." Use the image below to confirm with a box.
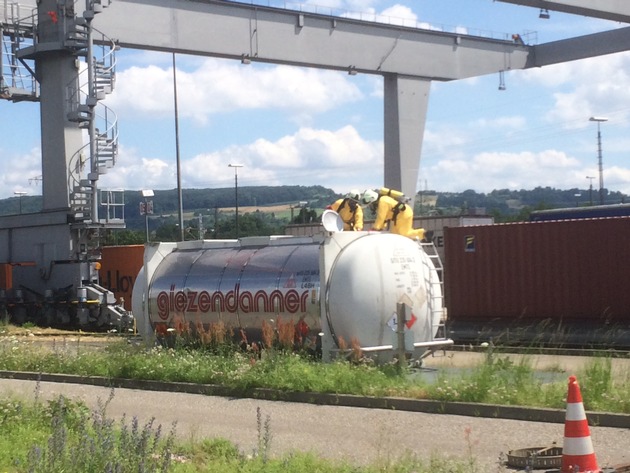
[1,377,629,471]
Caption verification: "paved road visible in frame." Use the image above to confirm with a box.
[1,377,629,471]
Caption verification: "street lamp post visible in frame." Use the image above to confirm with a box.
[14,191,27,214]
[589,116,608,205]
[141,189,154,242]
[586,176,595,206]
[228,164,243,238]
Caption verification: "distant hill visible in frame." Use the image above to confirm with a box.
[0,185,339,219]
[423,186,628,221]
[1,185,627,230]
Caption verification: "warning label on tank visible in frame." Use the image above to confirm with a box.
[390,248,421,291]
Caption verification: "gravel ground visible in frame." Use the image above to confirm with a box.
[1,377,629,471]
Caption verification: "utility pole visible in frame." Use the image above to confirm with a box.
[586,176,595,206]
[228,164,244,238]
[589,117,608,205]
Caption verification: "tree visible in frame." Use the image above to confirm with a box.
[293,208,318,224]
[103,230,144,246]
[154,223,181,242]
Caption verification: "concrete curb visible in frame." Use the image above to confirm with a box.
[1,370,628,429]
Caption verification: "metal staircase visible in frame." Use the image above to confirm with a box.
[65,1,120,223]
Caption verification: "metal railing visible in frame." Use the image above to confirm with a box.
[0,0,37,99]
[225,0,532,43]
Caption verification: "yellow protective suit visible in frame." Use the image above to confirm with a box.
[330,198,363,231]
[371,195,425,240]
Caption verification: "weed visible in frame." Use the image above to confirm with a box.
[23,390,177,473]
[580,357,612,409]
[350,336,363,362]
[276,315,295,350]
[463,426,479,473]
[262,319,274,349]
[255,407,272,463]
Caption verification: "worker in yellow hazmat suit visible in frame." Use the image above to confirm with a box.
[361,189,425,240]
[328,190,364,231]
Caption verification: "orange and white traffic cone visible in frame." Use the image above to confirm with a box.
[561,375,601,473]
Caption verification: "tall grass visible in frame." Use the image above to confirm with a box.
[1,327,629,414]
[0,387,175,472]
[0,387,481,473]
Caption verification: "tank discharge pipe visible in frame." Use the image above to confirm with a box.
[132,232,452,363]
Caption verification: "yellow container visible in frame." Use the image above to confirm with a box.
[378,187,405,201]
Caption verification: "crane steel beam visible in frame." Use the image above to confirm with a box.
[92,0,530,81]
[495,0,630,24]
[530,27,630,67]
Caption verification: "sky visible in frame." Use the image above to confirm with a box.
[2,0,630,202]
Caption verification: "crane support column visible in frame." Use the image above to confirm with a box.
[384,75,430,201]
[29,0,82,210]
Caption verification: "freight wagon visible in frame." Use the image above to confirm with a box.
[530,203,630,222]
[443,217,630,347]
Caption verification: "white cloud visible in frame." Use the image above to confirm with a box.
[337,1,420,27]
[101,126,383,194]
[519,52,630,127]
[603,166,630,192]
[379,4,418,26]
[99,145,174,191]
[423,126,471,157]
[0,147,42,196]
[426,149,586,193]
[105,59,363,125]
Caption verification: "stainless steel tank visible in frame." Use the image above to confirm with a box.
[147,238,321,336]
[132,232,448,361]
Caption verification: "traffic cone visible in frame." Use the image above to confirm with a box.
[561,375,601,473]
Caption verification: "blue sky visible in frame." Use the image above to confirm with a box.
[2,0,630,202]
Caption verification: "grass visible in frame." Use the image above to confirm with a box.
[0,385,481,472]
[0,386,176,472]
[1,323,629,472]
[1,332,629,414]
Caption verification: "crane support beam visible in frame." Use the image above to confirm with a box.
[530,27,630,67]
[92,0,530,81]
